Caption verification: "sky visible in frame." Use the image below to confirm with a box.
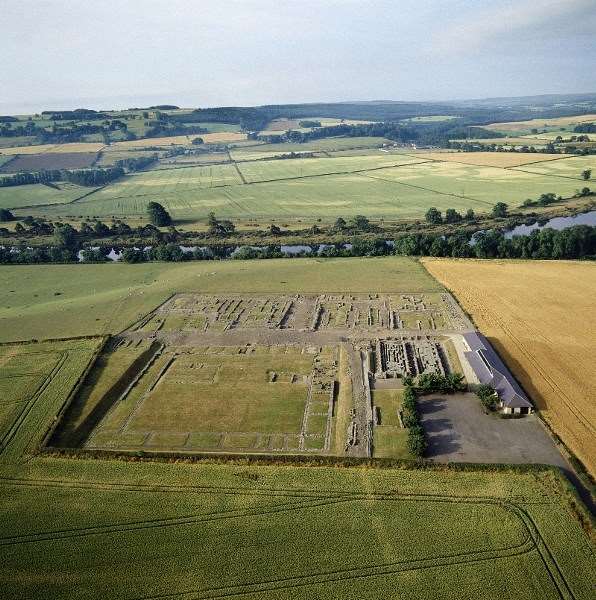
[1,0,595,113]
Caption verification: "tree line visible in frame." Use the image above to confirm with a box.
[2,224,594,265]
[0,166,125,188]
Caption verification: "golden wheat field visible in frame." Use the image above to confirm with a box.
[422,258,596,475]
[414,151,570,168]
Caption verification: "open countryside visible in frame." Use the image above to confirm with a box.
[0,257,594,599]
[1,2,596,596]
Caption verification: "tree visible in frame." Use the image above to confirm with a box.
[464,208,475,221]
[121,248,146,263]
[582,169,592,180]
[333,217,347,230]
[476,384,497,412]
[207,212,235,236]
[407,426,427,457]
[269,224,281,235]
[0,208,14,222]
[492,202,508,218]
[425,207,442,224]
[53,224,78,249]
[147,202,172,227]
[444,208,462,223]
[350,215,370,231]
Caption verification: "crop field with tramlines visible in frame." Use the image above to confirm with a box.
[0,441,593,599]
[422,258,596,477]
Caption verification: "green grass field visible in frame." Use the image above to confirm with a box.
[0,182,94,209]
[372,389,409,458]
[366,161,582,206]
[0,257,441,342]
[235,154,427,183]
[79,344,330,453]
[511,155,596,180]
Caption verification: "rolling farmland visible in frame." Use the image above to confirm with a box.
[17,145,587,222]
[422,259,596,477]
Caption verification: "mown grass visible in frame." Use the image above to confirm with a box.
[91,347,314,450]
[0,257,440,342]
[372,388,410,459]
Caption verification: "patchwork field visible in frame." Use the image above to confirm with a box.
[422,259,596,477]
[14,140,587,223]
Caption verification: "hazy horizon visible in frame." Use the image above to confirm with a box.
[2,0,596,114]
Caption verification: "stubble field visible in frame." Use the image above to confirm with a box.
[422,258,596,476]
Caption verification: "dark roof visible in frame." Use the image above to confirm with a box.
[462,332,533,409]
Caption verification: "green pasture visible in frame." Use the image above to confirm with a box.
[0,257,441,342]
[512,155,596,180]
[368,161,582,207]
[0,182,93,210]
[235,154,428,183]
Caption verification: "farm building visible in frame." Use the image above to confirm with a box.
[462,332,534,414]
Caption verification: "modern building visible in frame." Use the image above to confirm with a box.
[461,332,534,414]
